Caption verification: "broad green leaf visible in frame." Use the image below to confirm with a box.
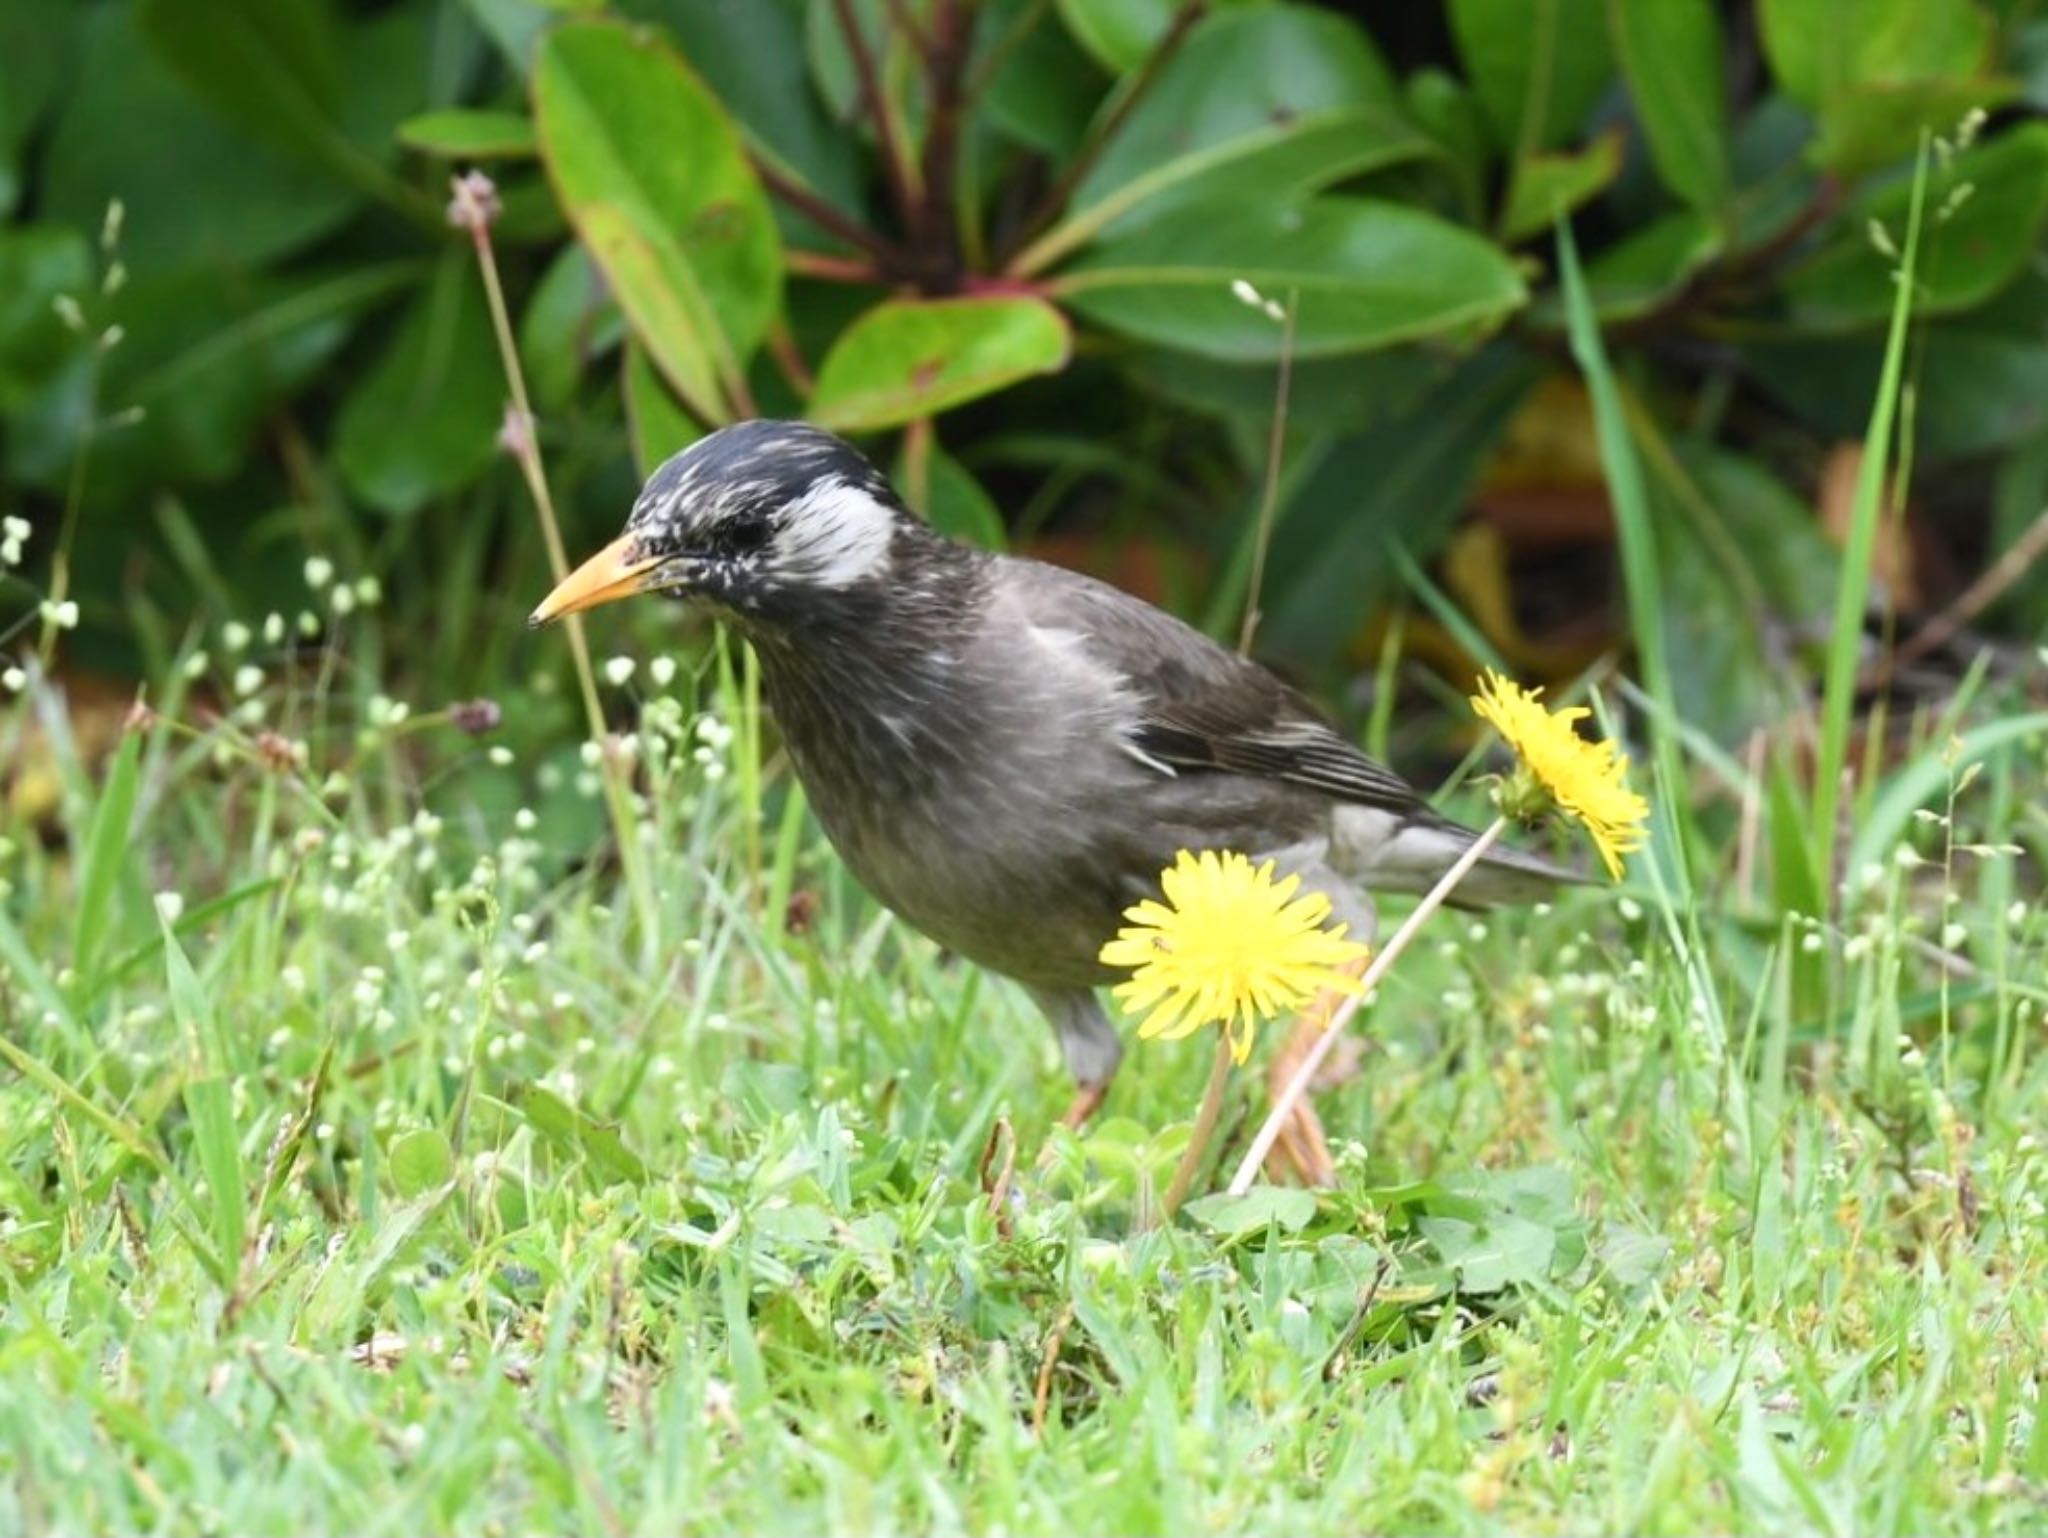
[0,225,89,409]
[387,1128,455,1197]
[1749,272,2048,459]
[1760,0,2006,173]
[982,0,1104,159]
[181,1077,247,1272]
[334,257,501,516]
[1405,67,1492,223]
[1417,1211,1557,1293]
[97,263,419,494]
[623,340,703,477]
[809,296,1071,431]
[1608,0,1730,209]
[519,244,623,412]
[1055,196,1527,363]
[1448,0,1613,153]
[522,1084,649,1184]
[42,6,360,271]
[1183,1185,1318,1237]
[1783,122,2048,327]
[624,0,866,220]
[1259,346,1539,661]
[1123,347,1438,434]
[1024,6,1413,270]
[536,20,781,424]
[135,0,408,207]
[895,442,1007,549]
[71,725,142,990]
[1054,0,1181,71]
[1534,207,1722,323]
[1500,129,1624,242]
[396,107,538,159]
[462,0,554,75]
[0,0,70,215]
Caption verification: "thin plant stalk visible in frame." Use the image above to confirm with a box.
[1812,137,1929,895]
[1237,292,1296,658]
[1154,1033,1234,1227]
[454,176,660,946]
[1227,817,1507,1195]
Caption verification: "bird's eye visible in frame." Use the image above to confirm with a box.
[716,514,772,557]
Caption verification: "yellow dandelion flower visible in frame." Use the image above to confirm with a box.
[1469,669,1649,879]
[1099,849,1369,1063]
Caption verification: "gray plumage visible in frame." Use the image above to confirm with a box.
[554,420,1576,1097]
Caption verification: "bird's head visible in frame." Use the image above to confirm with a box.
[529,420,925,631]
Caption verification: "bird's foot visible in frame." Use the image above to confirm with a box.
[1261,960,1371,1188]
[1035,1081,1109,1174]
[1058,1082,1108,1131]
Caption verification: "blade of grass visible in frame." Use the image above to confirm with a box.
[180,1077,247,1277]
[1813,138,1929,898]
[1554,217,1693,894]
[70,722,143,991]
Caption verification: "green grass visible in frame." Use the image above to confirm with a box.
[1,571,2044,1534]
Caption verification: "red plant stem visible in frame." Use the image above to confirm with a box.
[829,0,921,229]
[915,0,976,289]
[753,157,909,274]
[998,0,1209,272]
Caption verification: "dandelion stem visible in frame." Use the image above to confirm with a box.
[1227,816,1508,1196]
[1156,1032,1234,1227]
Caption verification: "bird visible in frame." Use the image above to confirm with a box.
[531,419,1575,1179]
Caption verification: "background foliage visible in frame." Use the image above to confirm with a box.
[2,0,2044,734]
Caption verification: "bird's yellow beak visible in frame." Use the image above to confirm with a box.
[528,535,663,627]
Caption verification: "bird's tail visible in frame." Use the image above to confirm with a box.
[1331,804,1586,907]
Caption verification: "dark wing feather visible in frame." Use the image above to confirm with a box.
[1005,557,1430,816]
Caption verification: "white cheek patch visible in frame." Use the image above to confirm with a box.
[773,477,897,588]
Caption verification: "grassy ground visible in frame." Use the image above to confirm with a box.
[1,582,2043,1535]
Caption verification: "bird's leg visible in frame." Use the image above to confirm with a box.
[1058,1081,1108,1130]
[1263,954,1372,1188]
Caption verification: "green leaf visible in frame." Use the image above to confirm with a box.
[387,1128,455,1198]
[1054,0,1181,72]
[519,244,623,412]
[334,258,501,516]
[1024,6,1414,271]
[623,0,866,220]
[623,340,703,478]
[536,20,781,424]
[1760,0,2007,174]
[1500,129,1625,242]
[1748,273,2048,458]
[1417,1211,1556,1293]
[0,0,71,215]
[895,442,1007,549]
[1577,208,1722,321]
[71,726,142,990]
[809,297,1071,432]
[396,107,538,159]
[1783,122,2048,328]
[982,0,1104,159]
[1055,196,1527,363]
[181,1077,246,1272]
[134,0,408,208]
[1183,1185,1318,1237]
[1608,0,1730,209]
[1448,0,1614,153]
[42,7,360,272]
[1259,346,1538,661]
[0,225,89,410]
[521,1085,649,1184]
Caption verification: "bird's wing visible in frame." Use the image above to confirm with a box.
[1002,557,1430,816]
